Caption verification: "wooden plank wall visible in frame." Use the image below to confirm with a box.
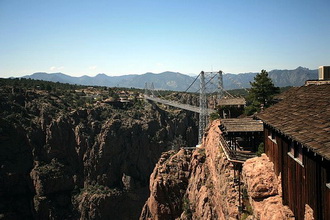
[304,151,318,219]
[304,151,330,219]
[264,126,330,219]
[321,159,330,219]
[264,127,280,175]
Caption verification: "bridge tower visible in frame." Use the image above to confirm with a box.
[144,82,149,97]
[218,70,224,99]
[198,71,207,144]
[150,82,155,97]
[144,82,156,97]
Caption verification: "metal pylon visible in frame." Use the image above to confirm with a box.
[150,82,155,97]
[218,70,224,100]
[198,71,207,144]
[144,82,149,97]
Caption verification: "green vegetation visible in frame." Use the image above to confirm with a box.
[241,186,253,220]
[209,111,220,121]
[182,195,192,218]
[245,70,280,115]
[34,160,66,179]
[0,78,149,128]
[82,184,120,195]
[227,88,248,97]
[256,143,264,157]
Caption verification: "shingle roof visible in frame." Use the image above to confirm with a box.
[220,118,263,133]
[256,84,330,160]
[218,98,246,106]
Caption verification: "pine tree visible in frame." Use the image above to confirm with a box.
[245,69,279,115]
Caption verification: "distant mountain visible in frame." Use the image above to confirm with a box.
[22,71,197,91]
[223,67,318,89]
[268,67,318,87]
[22,67,318,91]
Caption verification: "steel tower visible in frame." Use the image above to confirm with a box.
[198,71,207,144]
[150,82,155,97]
[218,70,224,100]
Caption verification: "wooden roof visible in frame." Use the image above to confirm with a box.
[220,118,263,133]
[256,84,330,160]
[218,97,246,106]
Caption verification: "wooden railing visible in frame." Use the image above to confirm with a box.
[219,135,256,163]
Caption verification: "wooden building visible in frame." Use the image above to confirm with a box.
[217,98,246,118]
[256,84,330,219]
[219,118,263,153]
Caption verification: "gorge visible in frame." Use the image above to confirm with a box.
[0,78,294,219]
[0,78,199,219]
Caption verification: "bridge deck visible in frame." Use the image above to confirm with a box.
[145,96,216,114]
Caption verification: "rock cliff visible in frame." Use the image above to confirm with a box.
[0,82,198,219]
[140,120,295,220]
[140,120,239,220]
[242,154,294,220]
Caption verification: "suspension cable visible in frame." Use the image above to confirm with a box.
[209,80,234,98]
[184,72,201,93]
[194,72,218,93]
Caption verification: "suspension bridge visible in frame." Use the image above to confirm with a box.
[144,71,246,144]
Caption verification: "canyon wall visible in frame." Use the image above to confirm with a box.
[0,87,198,219]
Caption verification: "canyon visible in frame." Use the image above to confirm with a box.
[0,81,198,219]
[0,79,295,219]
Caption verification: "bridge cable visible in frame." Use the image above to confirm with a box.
[194,72,218,94]
[209,80,235,98]
[184,72,201,93]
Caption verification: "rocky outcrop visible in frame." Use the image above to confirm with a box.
[182,120,239,220]
[242,154,294,220]
[304,204,314,220]
[140,120,240,220]
[140,150,192,220]
[242,154,279,199]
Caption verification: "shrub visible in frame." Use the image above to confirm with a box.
[256,143,264,156]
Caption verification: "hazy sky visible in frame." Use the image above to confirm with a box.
[1,0,329,77]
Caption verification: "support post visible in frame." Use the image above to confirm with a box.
[198,71,207,144]
[144,82,149,97]
[150,82,155,97]
[218,70,224,100]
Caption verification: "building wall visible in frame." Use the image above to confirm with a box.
[264,126,330,220]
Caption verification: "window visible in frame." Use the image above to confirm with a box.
[268,130,277,143]
[289,142,295,155]
[296,144,303,162]
[288,141,303,166]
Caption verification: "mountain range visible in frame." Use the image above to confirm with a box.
[20,67,318,91]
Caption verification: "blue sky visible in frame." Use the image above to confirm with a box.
[1,0,329,77]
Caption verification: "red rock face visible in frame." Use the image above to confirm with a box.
[183,120,239,220]
[242,154,295,220]
[242,154,279,199]
[140,120,241,220]
[140,149,192,220]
